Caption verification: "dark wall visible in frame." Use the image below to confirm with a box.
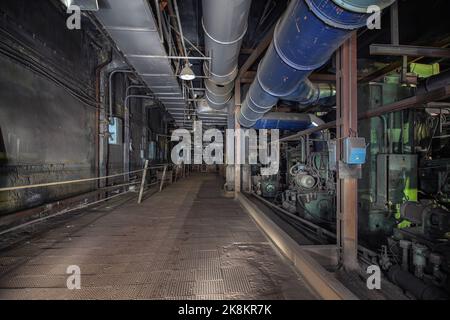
[0,0,170,217]
[0,54,96,214]
[0,0,100,215]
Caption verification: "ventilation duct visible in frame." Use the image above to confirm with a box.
[238,0,395,127]
[202,0,252,110]
[95,0,188,128]
[284,80,336,107]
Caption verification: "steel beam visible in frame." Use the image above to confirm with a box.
[337,34,359,271]
[237,25,275,79]
[278,84,450,142]
[360,36,450,83]
[234,79,242,195]
[370,44,450,58]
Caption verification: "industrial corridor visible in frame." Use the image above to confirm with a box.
[1,0,450,304]
[0,174,316,300]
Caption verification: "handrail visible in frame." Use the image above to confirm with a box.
[0,165,169,192]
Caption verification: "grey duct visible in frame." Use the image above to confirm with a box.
[95,0,188,127]
[285,79,337,107]
[202,0,252,110]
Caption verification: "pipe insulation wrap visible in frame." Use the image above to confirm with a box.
[202,0,252,110]
[238,0,394,128]
[204,78,234,110]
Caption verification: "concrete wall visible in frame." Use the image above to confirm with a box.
[0,53,97,214]
[0,1,96,216]
[0,0,170,217]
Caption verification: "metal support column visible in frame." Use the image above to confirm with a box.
[336,33,359,271]
[390,1,399,46]
[235,79,242,195]
[138,160,149,204]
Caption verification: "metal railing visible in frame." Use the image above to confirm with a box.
[0,162,195,236]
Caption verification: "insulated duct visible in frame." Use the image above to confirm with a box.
[284,79,336,107]
[202,0,252,110]
[253,112,324,131]
[238,0,395,127]
[95,0,188,128]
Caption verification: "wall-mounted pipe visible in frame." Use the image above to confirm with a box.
[123,95,157,181]
[95,53,113,189]
[417,69,450,95]
[202,0,252,110]
[387,265,449,300]
[108,69,134,121]
[239,0,394,127]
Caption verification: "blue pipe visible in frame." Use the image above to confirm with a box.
[239,0,394,128]
[253,112,324,131]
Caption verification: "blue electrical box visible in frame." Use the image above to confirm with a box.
[343,137,367,165]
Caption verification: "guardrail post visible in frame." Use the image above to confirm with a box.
[138,160,149,204]
[159,165,167,192]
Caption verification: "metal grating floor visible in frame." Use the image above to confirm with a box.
[0,174,318,300]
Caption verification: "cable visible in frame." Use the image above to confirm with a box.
[0,165,168,192]
[0,44,99,109]
[0,26,94,94]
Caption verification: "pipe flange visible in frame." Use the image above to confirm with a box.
[238,111,258,126]
[204,79,234,97]
[241,102,264,121]
[248,95,275,113]
[203,62,238,86]
[256,61,303,98]
[202,18,248,45]
[238,118,257,128]
[304,0,368,30]
[331,0,396,13]
[205,92,232,110]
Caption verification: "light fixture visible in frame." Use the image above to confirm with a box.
[60,0,99,11]
[311,121,319,127]
[180,63,196,81]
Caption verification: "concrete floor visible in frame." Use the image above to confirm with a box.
[0,173,318,300]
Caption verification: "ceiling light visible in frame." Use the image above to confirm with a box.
[60,0,99,11]
[180,63,196,81]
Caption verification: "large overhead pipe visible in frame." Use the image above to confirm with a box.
[284,79,336,107]
[239,0,395,127]
[253,112,324,131]
[202,0,252,110]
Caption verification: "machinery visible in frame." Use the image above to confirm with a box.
[250,76,450,298]
[252,174,279,199]
[280,143,336,225]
